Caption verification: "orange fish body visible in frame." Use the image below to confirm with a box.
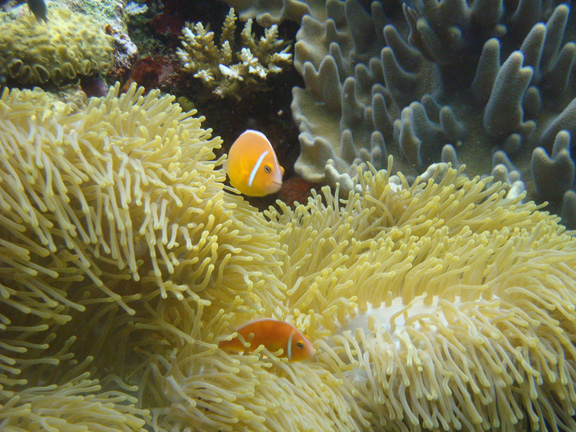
[226,130,284,197]
[218,319,315,362]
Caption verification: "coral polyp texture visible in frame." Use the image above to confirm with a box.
[176,8,292,99]
[0,8,114,87]
[225,0,576,227]
[2,78,576,432]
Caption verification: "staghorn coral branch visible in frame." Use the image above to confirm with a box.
[176,8,292,100]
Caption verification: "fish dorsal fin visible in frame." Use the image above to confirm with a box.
[245,129,270,143]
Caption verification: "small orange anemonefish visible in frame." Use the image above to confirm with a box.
[218,318,315,362]
[226,130,285,197]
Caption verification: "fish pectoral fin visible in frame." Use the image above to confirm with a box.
[218,337,245,353]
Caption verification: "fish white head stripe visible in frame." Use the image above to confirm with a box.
[248,150,269,187]
[243,130,282,182]
[286,329,296,360]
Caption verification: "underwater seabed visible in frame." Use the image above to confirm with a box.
[1,0,576,430]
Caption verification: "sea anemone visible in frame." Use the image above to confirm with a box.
[0,82,283,431]
[266,159,576,431]
[1,81,576,431]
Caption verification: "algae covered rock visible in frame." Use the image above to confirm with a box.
[0,7,113,87]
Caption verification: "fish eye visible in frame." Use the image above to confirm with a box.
[264,165,271,173]
[296,341,304,349]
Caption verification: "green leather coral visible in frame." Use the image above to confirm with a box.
[0,8,113,87]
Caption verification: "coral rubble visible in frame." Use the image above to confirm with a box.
[176,8,292,99]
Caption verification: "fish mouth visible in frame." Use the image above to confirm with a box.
[270,181,283,192]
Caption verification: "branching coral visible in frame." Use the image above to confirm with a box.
[0,8,114,87]
[176,8,292,99]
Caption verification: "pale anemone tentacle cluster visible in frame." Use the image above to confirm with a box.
[267,159,576,431]
[0,83,286,431]
[2,84,576,431]
[176,8,292,100]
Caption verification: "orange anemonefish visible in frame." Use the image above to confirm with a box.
[218,318,315,362]
[226,130,285,197]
